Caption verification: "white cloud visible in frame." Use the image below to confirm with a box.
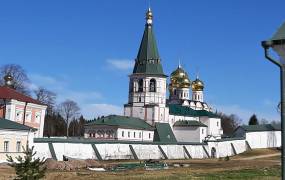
[106,59,134,70]
[82,103,123,119]
[27,73,122,119]
[214,104,280,123]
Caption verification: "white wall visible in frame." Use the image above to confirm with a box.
[31,138,250,161]
[117,128,154,142]
[246,131,281,149]
[200,117,222,138]
[173,126,206,143]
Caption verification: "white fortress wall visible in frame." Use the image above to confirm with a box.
[96,144,133,160]
[132,144,163,159]
[31,136,279,161]
[159,145,187,159]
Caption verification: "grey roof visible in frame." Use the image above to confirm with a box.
[271,22,285,40]
[240,124,280,132]
[173,120,207,127]
[0,118,35,131]
[85,115,154,130]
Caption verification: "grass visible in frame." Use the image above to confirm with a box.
[43,166,281,180]
[193,166,281,180]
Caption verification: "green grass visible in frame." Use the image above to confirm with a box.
[192,166,281,180]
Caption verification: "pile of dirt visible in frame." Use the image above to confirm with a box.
[45,158,101,171]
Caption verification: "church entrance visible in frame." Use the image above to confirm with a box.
[211,147,217,158]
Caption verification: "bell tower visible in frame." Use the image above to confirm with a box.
[124,8,169,125]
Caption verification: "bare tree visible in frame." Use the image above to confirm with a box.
[34,87,56,115]
[218,113,242,136]
[0,64,30,95]
[58,100,80,137]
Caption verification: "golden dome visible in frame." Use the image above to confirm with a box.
[192,77,204,91]
[169,65,191,89]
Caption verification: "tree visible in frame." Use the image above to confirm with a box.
[248,114,259,125]
[6,145,46,180]
[43,113,67,137]
[0,64,30,95]
[78,115,86,136]
[218,113,241,136]
[58,99,80,137]
[34,87,56,115]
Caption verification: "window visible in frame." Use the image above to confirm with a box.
[139,97,142,102]
[128,131,130,138]
[138,79,144,92]
[174,89,177,95]
[149,79,156,92]
[16,141,21,152]
[139,132,142,138]
[4,141,9,152]
[217,121,219,127]
[149,133,151,139]
[122,131,124,137]
[202,129,204,134]
[89,133,92,137]
[134,132,136,138]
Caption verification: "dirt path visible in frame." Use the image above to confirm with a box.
[238,153,280,160]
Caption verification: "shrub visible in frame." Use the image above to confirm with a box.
[6,145,46,180]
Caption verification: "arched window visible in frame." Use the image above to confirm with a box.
[138,79,144,92]
[149,79,156,92]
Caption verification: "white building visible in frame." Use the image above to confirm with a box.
[234,124,281,149]
[85,8,223,143]
[0,74,47,137]
[0,118,35,163]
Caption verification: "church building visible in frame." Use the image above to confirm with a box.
[85,8,223,143]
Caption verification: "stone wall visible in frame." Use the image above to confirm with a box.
[29,138,253,161]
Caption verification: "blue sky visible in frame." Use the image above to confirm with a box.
[0,0,284,122]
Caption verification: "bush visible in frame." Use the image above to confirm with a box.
[224,156,230,161]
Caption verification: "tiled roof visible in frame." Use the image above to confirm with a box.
[0,118,35,131]
[0,86,44,105]
[85,115,155,130]
[173,120,207,127]
[168,104,219,118]
[240,124,280,132]
[153,123,177,143]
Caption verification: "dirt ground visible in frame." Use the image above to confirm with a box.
[0,148,281,180]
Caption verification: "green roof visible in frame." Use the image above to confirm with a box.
[133,21,165,76]
[0,118,35,131]
[240,124,280,132]
[153,123,177,143]
[85,115,154,130]
[173,120,207,127]
[271,22,285,40]
[168,104,219,118]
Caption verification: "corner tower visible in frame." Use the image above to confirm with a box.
[124,8,169,125]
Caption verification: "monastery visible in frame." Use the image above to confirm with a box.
[0,8,282,162]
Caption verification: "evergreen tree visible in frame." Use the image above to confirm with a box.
[248,114,259,125]
[6,145,46,180]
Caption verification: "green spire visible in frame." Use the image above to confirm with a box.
[133,8,165,76]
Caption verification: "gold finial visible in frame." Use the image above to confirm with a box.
[4,74,14,88]
[146,8,153,25]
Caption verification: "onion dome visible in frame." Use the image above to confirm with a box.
[4,74,14,87]
[169,64,191,89]
[192,76,204,91]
